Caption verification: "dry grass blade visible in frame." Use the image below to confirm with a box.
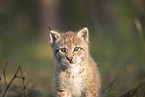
[134,18,145,54]
[101,78,117,94]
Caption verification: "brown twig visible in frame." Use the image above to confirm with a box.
[101,78,117,94]
[2,65,26,97]
[3,62,8,87]
[19,66,27,96]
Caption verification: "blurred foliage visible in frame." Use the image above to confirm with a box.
[0,0,145,97]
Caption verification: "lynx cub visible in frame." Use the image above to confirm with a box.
[49,27,101,97]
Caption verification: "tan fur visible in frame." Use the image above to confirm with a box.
[49,27,101,97]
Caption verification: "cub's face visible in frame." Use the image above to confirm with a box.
[49,28,89,68]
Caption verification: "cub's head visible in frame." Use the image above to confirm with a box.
[49,27,89,68]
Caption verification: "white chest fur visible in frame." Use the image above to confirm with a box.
[68,65,84,97]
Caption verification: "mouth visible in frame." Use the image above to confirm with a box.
[65,59,74,64]
[63,60,76,65]
[61,61,79,68]
[69,61,73,64]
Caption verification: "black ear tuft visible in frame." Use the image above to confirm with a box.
[48,26,51,30]
[86,23,88,27]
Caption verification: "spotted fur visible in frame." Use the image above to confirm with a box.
[49,27,101,97]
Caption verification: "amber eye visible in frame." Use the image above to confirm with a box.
[60,48,67,53]
[74,47,80,53]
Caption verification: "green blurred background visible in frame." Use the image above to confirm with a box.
[0,0,145,96]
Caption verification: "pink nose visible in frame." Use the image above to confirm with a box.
[66,56,73,61]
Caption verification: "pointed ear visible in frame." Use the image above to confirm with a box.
[49,30,61,45]
[77,27,89,44]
